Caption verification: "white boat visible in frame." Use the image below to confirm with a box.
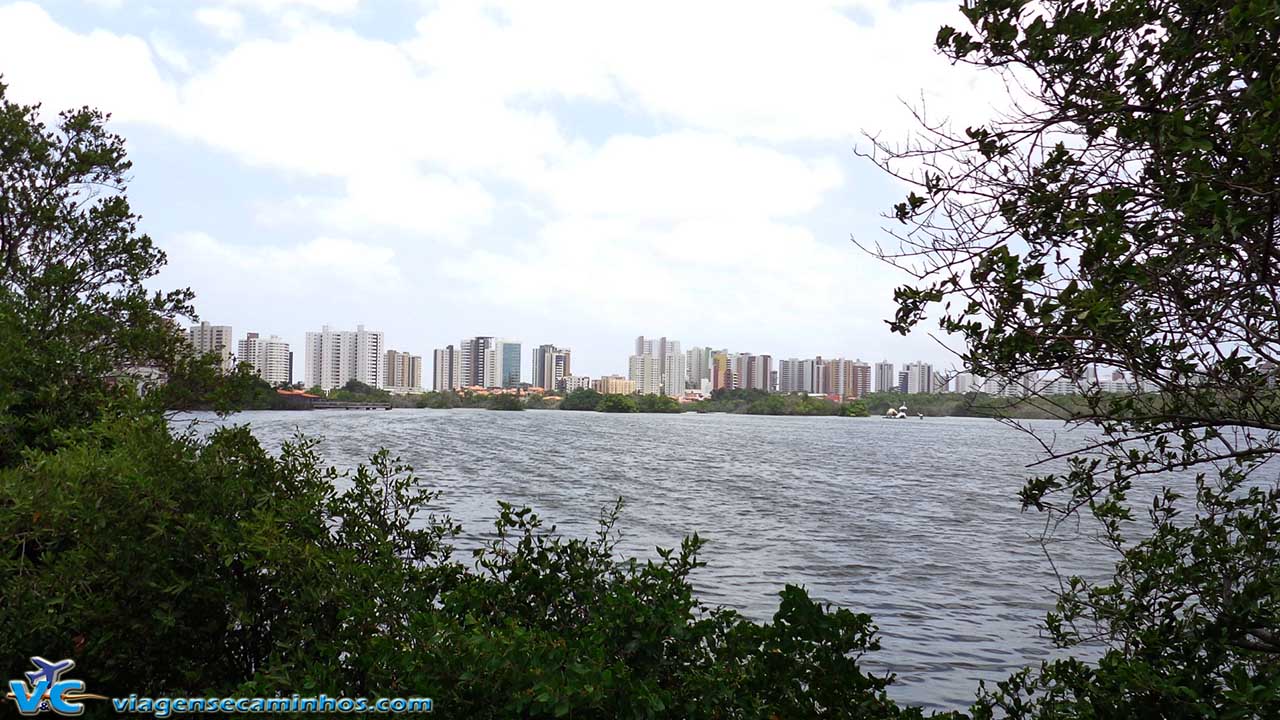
[884,404,910,418]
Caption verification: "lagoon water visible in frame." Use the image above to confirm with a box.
[184,409,1117,711]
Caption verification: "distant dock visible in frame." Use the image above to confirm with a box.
[312,400,392,410]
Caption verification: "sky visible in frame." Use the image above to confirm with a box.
[0,0,1006,380]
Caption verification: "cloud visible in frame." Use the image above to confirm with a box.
[543,132,842,222]
[166,232,405,298]
[194,7,245,40]
[219,0,361,14]
[0,3,178,124]
[148,32,191,73]
[263,165,497,239]
[0,0,985,368]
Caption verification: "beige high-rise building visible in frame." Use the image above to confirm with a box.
[593,375,636,395]
[385,349,423,391]
[826,358,872,398]
[188,321,234,372]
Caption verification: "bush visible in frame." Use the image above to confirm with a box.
[559,388,602,411]
[636,394,682,413]
[486,394,525,411]
[597,394,639,413]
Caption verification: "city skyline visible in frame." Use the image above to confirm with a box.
[0,1,999,383]
[207,320,965,395]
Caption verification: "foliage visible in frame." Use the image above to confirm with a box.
[839,400,870,418]
[596,394,639,413]
[559,387,602,411]
[486,393,525,411]
[635,393,682,413]
[331,379,391,403]
[867,0,1280,715]
[0,80,195,466]
[692,389,869,417]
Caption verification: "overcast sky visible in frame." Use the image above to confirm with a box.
[0,0,1004,379]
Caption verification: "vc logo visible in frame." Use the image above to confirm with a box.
[5,657,106,716]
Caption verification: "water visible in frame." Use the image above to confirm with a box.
[182,409,1118,711]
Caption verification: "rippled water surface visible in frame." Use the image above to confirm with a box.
[186,409,1118,710]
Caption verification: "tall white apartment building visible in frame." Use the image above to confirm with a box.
[905,361,934,394]
[801,357,827,394]
[188,321,234,372]
[685,346,713,389]
[303,324,385,391]
[778,359,805,393]
[874,361,896,393]
[432,345,462,391]
[237,332,291,386]
[635,336,684,396]
[628,354,664,395]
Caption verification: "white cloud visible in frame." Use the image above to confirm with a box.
[148,32,191,73]
[0,0,987,368]
[167,232,405,298]
[543,132,842,221]
[194,7,245,40]
[219,0,360,14]
[0,3,177,124]
[263,165,497,239]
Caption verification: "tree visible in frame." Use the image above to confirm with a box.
[866,1,1280,715]
[559,387,602,411]
[0,80,194,465]
[597,394,639,413]
[636,393,682,413]
[486,393,525,411]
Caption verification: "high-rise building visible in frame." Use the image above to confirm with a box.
[432,345,461,391]
[593,375,636,395]
[874,361,895,393]
[905,361,933,394]
[628,354,664,395]
[237,332,291,386]
[802,357,828,394]
[303,325,385,391]
[558,375,592,392]
[685,346,713,389]
[457,336,496,388]
[385,350,423,390]
[897,371,909,394]
[188,321,234,372]
[237,332,259,373]
[712,351,734,392]
[953,372,978,394]
[826,358,871,398]
[496,340,522,387]
[634,336,684,396]
[779,358,805,393]
[532,345,571,391]
[738,353,772,391]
